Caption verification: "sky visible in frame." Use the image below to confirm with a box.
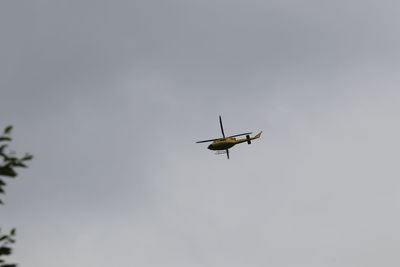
[1,0,400,266]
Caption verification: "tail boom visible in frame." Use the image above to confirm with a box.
[237,131,262,145]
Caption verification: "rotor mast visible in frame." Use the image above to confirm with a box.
[219,115,225,138]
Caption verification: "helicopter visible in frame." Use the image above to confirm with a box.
[196,116,262,159]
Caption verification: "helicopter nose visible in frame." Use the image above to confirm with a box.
[207,144,213,150]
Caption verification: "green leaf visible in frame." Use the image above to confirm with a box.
[0,166,17,177]
[9,230,15,237]
[0,246,12,256]
[0,137,11,143]
[0,145,8,154]
[12,162,27,168]
[21,154,33,161]
[3,126,12,135]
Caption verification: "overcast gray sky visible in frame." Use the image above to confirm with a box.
[1,0,400,266]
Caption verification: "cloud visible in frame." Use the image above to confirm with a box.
[1,0,400,266]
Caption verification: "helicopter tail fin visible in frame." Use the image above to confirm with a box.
[253,131,262,139]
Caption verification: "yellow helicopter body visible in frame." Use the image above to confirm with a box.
[196,116,262,159]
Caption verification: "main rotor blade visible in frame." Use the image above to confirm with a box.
[219,115,225,138]
[196,138,220,143]
[228,132,253,138]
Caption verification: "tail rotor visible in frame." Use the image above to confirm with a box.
[246,135,251,144]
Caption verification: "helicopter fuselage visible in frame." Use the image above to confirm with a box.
[196,115,262,159]
[208,137,245,150]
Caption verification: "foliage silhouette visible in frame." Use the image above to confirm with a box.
[0,126,33,267]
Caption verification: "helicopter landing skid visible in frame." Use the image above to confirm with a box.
[215,149,230,159]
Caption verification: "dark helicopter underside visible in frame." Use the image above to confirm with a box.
[208,141,236,150]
